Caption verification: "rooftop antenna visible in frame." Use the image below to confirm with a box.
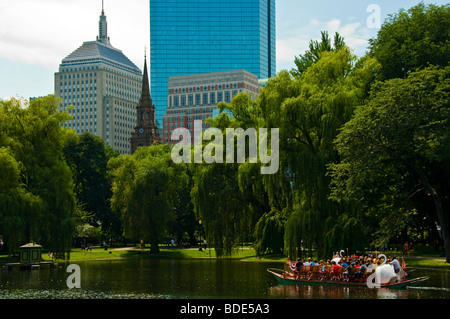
[102,0,104,15]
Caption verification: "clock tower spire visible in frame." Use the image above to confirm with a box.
[130,53,160,154]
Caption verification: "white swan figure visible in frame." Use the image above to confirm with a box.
[374,254,399,285]
[332,250,345,264]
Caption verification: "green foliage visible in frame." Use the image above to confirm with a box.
[369,2,450,80]
[281,48,379,258]
[0,96,76,258]
[330,66,450,261]
[291,31,346,78]
[284,205,318,259]
[191,161,254,257]
[253,209,286,256]
[0,147,42,252]
[64,132,120,238]
[110,144,189,253]
[2,2,448,262]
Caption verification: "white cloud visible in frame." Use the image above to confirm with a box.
[276,17,372,72]
[0,0,149,70]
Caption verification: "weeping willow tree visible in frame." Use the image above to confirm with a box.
[190,105,263,257]
[282,48,380,258]
[247,46,380,259]
[322,216,368,256]
[191,162,254,257]
[0,148,42,253]
[190,32,380,259]
[110,145,189,253]
[253,209,286,256]
[0,96,77,258]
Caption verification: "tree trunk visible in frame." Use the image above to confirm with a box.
[416,165,450,263]
[150,241,160,254]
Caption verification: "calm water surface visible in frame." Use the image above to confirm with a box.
[1,259,449,299]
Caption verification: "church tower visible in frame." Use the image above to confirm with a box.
[130,53,161,154]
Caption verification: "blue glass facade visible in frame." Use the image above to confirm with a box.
[150,0,276,127]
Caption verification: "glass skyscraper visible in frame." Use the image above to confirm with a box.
[150,0,276,127]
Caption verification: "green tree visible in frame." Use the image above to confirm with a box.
[273,48,379,258]
[64,132,121,241]
[369,2,450,80]
[166,166,198,246]
[110,145,189,253]
[329,66,450,262]
[0,96,77,258]
[0,148,41,252]
[291,31,346,78]
[190,97,271,257]
[199,45,380,259]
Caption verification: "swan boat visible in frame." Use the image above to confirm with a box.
[268,254,428,290]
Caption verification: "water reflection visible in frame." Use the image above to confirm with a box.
[1,259,449,299]
[269,284,386,299]
[269,278,450,300]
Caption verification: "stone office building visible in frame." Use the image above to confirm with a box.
[55,6,142,154]
[162,70,261,145]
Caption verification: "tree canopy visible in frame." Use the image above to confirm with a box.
[109,145,190,253]
[369,2,450,80]
[329,66,450,262]
[0,96,77,258]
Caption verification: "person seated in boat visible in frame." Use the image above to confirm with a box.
[389,256,401,273]
[359,260,367,272]
[332,261,340,275]
[303,258,311,267]
[295,258,303,271]
[353,262,365,281]
[366,258,377,274]
[341,259,348,268]
[319,260,326,272]
[343,261,353,277]
[294,258,303,279]
[321,260,330,273]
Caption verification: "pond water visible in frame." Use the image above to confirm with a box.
[1,258,449,299]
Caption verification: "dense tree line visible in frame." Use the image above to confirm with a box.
[0,3,448,262]
[0,96,77,258]
[189,2,449,260]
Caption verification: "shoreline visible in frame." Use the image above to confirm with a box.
[1,246,449,270]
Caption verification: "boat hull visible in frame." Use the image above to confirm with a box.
[267,268,428,290]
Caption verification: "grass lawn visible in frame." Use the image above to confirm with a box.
[1,244,448,270]
[404,257,450,271]
[65,246,272,262]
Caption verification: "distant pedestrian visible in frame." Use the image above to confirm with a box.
[403,242,409,256]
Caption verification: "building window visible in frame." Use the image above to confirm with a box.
[195,94,201,106]
[210,92,215,104]
[225,91,230,103]
[188,94,194,106]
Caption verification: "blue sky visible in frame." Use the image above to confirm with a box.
[0,0,447,99]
